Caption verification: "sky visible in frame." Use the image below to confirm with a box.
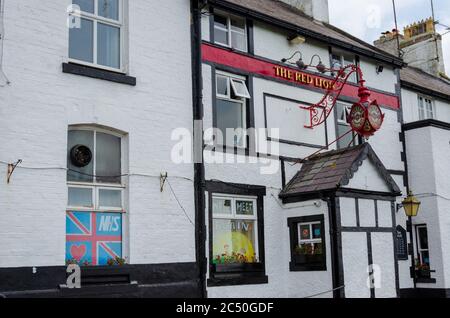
[329,0,450,74]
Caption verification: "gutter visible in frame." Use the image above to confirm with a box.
[207,0,406,68]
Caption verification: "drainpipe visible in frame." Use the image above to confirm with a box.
[190,0,207,298]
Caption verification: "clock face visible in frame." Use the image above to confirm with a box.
[349,104,365,130]
[368,103,383,129]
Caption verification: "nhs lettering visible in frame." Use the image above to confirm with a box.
[66,212,123,266]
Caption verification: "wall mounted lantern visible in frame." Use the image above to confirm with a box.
[400,191,421,217]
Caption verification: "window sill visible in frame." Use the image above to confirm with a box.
[416,277,437,284]
[62,63,136,86]
[207,274,268,287]
[289,262,327,272]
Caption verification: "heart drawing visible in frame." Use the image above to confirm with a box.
[70,244,87,262]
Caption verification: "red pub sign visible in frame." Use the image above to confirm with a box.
[202,43,400,110]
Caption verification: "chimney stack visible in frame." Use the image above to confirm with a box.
[374,17,446,77]
[280,0,329,24]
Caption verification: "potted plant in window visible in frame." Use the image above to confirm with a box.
[293,244,323,265]
[415,259,434,279]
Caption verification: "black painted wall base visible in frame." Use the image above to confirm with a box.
[400,288,450,298]
[0,263,201,298]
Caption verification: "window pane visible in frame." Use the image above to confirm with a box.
[213,198,232,215]
[337,124,354,149]
[421,251,430,266]
[231,32,247,51]
[98,189,122,208]
[98,0,119,20]
[312,223,322,239]
[216,75,229,96]
[215,99,244,147]
[73,0,94,13]
[331,54,341,69]
[214,28,229,46]
[236,200,254,216]
[230,17,246,32]
[96,132,121,183]
[97,23,120,69]
[214,15,228,29]
[299,224,311,240]
[68,130,94,182]
[212,219,258,264]
[336,103,349,123]
[69,18,94,63]
[68,187,93,207]
[418,227,429,249]
[231,79,250,98]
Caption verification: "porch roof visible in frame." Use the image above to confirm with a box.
[279,143,401,201]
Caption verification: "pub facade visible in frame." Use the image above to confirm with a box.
[0,0,448,298]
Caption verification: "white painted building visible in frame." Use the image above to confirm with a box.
[0,0,200,297]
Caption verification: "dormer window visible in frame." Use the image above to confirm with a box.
[213,12,247,52]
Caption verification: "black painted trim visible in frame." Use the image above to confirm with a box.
[355,198,360,228]
[205,180,268,287]
[400,288,450,298]
[0,263,201,298]
[263,93,328,149]
[62,63,136,86]
[206,0,405,67]
[281,158,286,189]
[367,232,375,298]
[391,202,401,297]
[330,196,345,298]
[191,0,207,298]
[287,215,327,272]
[403,119,450,131]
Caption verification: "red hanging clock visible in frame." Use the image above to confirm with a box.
[348,82,384,138]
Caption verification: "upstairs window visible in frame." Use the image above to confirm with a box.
[69,0,124,71]
[213,13,247,52]
[215,71,251,148]
[418,96,434,120]
[331,52,357,83]
[336,102,360,149]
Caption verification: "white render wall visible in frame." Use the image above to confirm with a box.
[402,88,450,123]
[0,0,196,267]
[405,126,450,289]
[204,155,334,298]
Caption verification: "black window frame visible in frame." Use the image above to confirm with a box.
[288,215,327,272]
[211,67,255,153]
[206,181,268,287]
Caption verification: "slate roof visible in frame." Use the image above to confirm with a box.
[279,143,401,200]
[400,66,450,101]
[211,0,404,66]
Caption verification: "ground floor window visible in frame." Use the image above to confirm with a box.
[66,126,126,266]
[206,181,267,286]
[212,196,259,264]
[288,215,326,271]
[416,225,430,266]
